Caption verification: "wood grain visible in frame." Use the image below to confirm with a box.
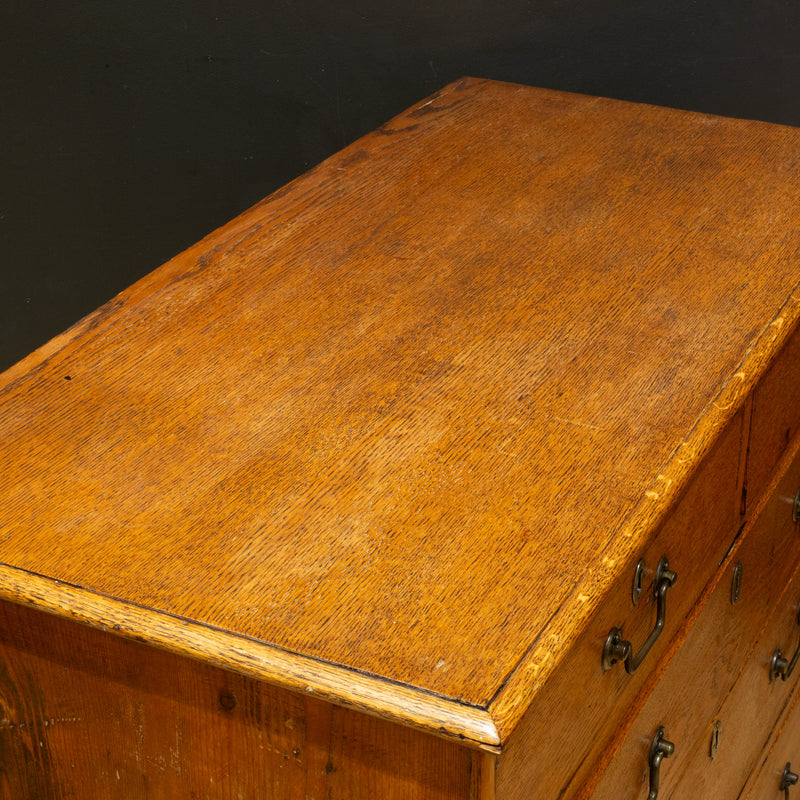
[747,311,800,513]
[0,565,499,750]
[1,78,800,749]
[493,408,744,798]
[0,600,474,800]
[742,685,800,798]
[653,471,800,797]
[488,297,800,739]
[588,426,800,798]
[659,589,800,797]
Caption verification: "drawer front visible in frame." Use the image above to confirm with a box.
[747,321,800,516]
[744,689,800,799]
[587,432,800,799]
[497,414,744,800]
[667,583,800,798]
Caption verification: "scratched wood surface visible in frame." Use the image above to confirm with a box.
[588,428,800,799]
[494,407,745,798]
[1,78,800,745]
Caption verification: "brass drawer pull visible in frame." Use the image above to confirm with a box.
[782,763,799,797]
[602,557,678,673]
[770,607,800,682]
[648,727,675,800]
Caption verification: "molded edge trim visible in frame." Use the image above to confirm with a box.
[2,80,799,748]
[487,285,800,741]
[0,564,501,752]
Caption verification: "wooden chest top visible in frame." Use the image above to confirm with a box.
[1,77,799,750]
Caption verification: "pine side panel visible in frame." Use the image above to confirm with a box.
[0,601,473,800]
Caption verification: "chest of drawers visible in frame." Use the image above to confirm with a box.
[1,78,799,799]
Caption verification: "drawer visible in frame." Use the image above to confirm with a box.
[497,414,744,799]
[587,431,800,799]
[744,689,800,799]
[746,321,800,516]
[666,583,800,798]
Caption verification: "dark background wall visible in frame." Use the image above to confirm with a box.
[2,1,799,372]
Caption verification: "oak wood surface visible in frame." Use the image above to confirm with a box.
[650,477,800,798]
[1,78,800,745]
[659,576,800,798]
[494,408,744,799]
[589,425,800,799]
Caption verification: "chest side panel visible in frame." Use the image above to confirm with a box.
[0,601,473,800]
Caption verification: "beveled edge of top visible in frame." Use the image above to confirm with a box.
[0,81,503,751]
[486,281,800,740]
[1,78,800,749]
[0,562,503,751]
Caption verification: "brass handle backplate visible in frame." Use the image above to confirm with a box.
[648,726,675,800]
[782,762,799,798]
[770,607,800,682]
[602,557,677,674]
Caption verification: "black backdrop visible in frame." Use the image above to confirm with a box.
[2,1,799,372]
